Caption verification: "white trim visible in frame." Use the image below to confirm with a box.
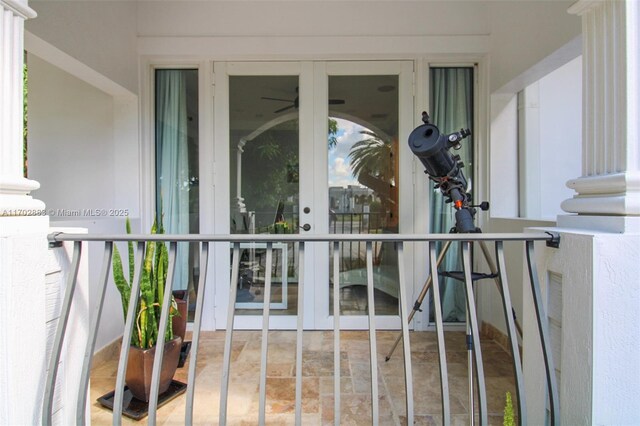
[568,0,604,16]
[25,32,135,100]
[140,60,218,329]
[138,35,490,58]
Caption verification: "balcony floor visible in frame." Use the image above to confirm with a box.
[90,330,516,425]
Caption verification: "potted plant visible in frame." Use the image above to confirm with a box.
[112,217,182,402]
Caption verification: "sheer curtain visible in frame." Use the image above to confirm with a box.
[156,70,190,290]
[430,67,474,322]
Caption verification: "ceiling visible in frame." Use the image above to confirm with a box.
[229,74,400,137]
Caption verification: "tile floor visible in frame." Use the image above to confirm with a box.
[90,330,517,425]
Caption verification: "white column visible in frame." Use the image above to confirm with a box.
[0,1,50,424]
[560,0,640,231]
[0,0,43,214]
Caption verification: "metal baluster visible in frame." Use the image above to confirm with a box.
[333,241,341,426]
[185,242,210,425]
[365,241,380,424]
[461,241,487,425]
[525,240,559,426]
[258,243,274,425]
[396,242,414,425]
[495,241,526,424]
[294,242,305,425]
[43,241,82,426]
[349,213,354,270]
[148,242,178,422]
[76,241,113,424]
[113,241,145,425]
[220,242,241,425]
[429,241,450,425]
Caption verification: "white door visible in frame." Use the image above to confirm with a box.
[213,61,414,330]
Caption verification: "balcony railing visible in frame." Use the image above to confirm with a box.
[43,232,559,426]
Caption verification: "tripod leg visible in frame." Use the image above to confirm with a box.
[478,241,524,338]
[385,240,454,362]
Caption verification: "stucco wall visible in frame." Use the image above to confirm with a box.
[526,229,640,424]
[27,54,140,351]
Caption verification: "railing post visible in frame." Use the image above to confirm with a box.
[76,241,114,424]
[365,241,379,424]
[428,241,450,425]
[462,241,487,425]
[185,242,210,424]
[495,241,526,424]
[148,242,179,422]
[219,242,241,425]
[332,240,341,426]
[525,240,559,425]
[294,242,305,425]
[42,241,82,426]
[113,241,145,425]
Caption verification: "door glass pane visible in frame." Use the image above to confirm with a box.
[327,75,399,316]
[229,76,299,315]
[155,69,199,321]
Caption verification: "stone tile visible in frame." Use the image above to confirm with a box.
[251,377,320,414]
[449,375,517,415]
[302,351,350,377]
[90,330,519,424]
[321,394,396,425]
[350,362,387,395]
[398,414,440,425]
[320,377,354,395]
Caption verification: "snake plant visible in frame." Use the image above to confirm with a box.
[112,216,178,349]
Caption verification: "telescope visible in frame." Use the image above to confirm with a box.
[408,111,487,233]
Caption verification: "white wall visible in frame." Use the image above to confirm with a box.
[537,56,582,220]
[136,1,489,37]
[27,54,140,351]
[481,2,583,339]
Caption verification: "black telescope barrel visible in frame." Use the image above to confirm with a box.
[408,123,457,178]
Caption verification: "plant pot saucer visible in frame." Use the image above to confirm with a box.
[96,380,187,420]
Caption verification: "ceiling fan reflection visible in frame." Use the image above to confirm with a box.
[262,88,345,113]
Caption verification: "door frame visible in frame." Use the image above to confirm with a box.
[312,60,415,329]
[212,60,415,330]
[213,61,317,329]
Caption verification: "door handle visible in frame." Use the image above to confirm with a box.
[300,223,311,232]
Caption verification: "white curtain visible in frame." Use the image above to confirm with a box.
[156,70,190,290]
[430,67,474,322]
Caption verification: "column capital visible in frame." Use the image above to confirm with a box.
[0,0,36,19]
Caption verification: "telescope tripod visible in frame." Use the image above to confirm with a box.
[384,236,523,425]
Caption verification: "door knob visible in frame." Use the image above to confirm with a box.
[300,223,311,231]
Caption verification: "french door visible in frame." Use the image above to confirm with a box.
[213,61,414,330]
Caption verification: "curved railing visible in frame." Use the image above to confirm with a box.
[43,232,559,426]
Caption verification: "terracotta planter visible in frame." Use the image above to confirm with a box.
[172,291,188,342]
[125,336,182,402]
